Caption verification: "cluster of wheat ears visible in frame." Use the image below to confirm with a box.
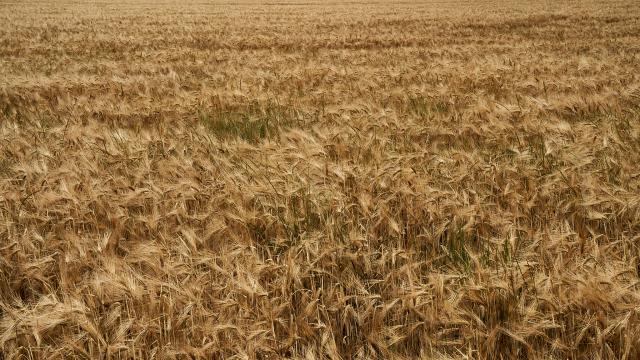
[1,0,640,358]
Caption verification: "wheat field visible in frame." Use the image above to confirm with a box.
[1,0,640,358]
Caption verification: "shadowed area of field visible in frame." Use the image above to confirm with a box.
[1,0,640,359]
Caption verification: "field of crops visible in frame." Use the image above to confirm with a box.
[1,0,640,358]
